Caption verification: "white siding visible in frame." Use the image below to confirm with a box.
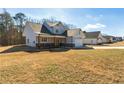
[83,39,97,45]
[23,23,37,47]
[67,30,85,48]
[102,37,108,43]
[74,37,83,47]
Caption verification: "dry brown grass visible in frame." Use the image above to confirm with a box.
[0,45,124,83]
[109,41,124,46]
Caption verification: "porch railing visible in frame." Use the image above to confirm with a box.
[36,43,75,49]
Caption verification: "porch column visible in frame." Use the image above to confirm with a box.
[37,34,40,48]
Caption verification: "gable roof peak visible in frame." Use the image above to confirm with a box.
[26,21,42,33]
[43,21,63,27]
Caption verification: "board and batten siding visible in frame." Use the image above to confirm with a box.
[83,38,98,45]
[67,30,85,47]
[23,24,37,47]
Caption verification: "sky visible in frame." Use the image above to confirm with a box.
[0,8,124,36]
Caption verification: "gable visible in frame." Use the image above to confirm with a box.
[28,22,42,32]
[24,22,42,34]
[67,29,81,36]
[42,22,67,36]
[41,24,53,34]
[23,23,34,36]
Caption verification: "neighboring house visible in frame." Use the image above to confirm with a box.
[83,31,104,45]
[23,22,84,48]
[102,35,114,43]
[67,28,85,48]
[114,37,123,41]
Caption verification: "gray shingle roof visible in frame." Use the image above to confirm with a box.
[46,21,62,27]
[84,31,101,38]
[40,24,67,36]
[103,35,114,39]
[27,22,67,36]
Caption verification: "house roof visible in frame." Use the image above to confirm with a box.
[28,22,42,32]
[40,24,67,36]
[26,22,67,37]
[103,35,114,39]
[46,21,63,27]
[84,31,101,38]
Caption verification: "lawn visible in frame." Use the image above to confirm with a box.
[109,41,124,46]
[0,45,124,84]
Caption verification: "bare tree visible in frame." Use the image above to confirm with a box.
[0,9,14,45]
[13,12,26,44]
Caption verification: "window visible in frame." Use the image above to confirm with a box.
[27,39,29,43]
[42,37,47,42]
[56,30,59,33]
[44,38,47,42]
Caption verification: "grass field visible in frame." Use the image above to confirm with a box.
[109,41,124,46]
[0,45,124,84]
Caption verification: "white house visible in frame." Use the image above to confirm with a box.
[83,31,105,45]
[23,21,84,48]
[102,35,114,43]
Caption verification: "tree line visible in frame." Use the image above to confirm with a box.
[0,9,76,46]
[0,9,27,46]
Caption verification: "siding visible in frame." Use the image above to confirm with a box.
[23,24,37,47]
[83,39,97,45]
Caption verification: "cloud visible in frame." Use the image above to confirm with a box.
[83,23,106,30]
[85,14,103,21]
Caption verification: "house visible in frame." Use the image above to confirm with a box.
[102,35,114,43]
[114,37,123,41]
[67,28,85,48]
[23,21,84,48]
[83,31,104,45]
[23,21,67,48]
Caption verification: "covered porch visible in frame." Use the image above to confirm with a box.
[36,34,74,48]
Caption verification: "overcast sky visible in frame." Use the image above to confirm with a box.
[0,8,124,36]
